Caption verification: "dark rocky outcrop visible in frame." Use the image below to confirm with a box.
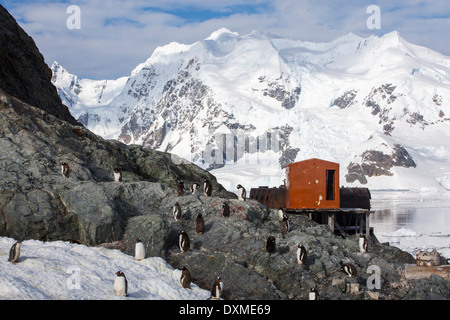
[0,90,233,245]
[0,5,79,126]
[346,144,416,184]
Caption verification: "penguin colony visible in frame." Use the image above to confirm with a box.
[47,166,369,299]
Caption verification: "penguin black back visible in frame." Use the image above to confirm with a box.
[222,202,230,218]
[280,216,290,234]
[210,277,223,299]
[203,179,212,197]
[195,213,205,234]
[180,267,191,289]
[8,241,22,264]
[266,236,276,254]
[178,230,190,253]
[177,181,186,196]
[296,245,307,265]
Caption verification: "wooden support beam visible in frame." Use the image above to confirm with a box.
[366,211,371,235]
[328,212,335,232]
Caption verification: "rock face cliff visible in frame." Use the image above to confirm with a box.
[0,5,79,126]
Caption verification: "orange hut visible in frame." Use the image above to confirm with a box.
[285,158,340,209]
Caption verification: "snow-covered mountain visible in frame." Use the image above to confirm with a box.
[52,28,450,193]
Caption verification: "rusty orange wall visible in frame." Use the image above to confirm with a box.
[286,159,340,209]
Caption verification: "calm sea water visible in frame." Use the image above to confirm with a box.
[369,191,450,259]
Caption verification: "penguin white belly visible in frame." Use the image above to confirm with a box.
[216,282,223,298]
[135,242,145,260]
[179,235,185,252]
[114,172,121,182]
[114,277,127,296]
[309,292,316,300]
[238,188,244,200]
[359,238,367,253]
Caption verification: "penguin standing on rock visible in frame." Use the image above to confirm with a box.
[173,202,182,221]
[266,236,276,254]
[190,183,200,195]
[195,213,205,234]
[280,215,290,235]
[340,262,357,278]
[114,271,128,297]
[180,267,191,289]
[359,234,368,253]
[210,277,223,300]
[221,202,230,218]
[135,238,145,261]
[237,184,247,201]
[8,241,22,265]
[177,181,186,196]
[296,245,307,266]
[178,230,190,253]
[61,162,70,178]
[309,288,320,300]
[113,168,122,182]
[203,179,212,197]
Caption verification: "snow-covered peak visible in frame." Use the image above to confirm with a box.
[205,28,239,41]
[52,29,450,192]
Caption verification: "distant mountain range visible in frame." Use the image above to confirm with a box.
[52,28,450,192]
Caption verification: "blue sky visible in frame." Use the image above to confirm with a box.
[1,0,449,79]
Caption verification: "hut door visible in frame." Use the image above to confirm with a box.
[326,170,335,200]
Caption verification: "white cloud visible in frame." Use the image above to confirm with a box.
[3,0,449,79]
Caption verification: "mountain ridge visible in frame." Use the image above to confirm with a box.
[52,28,450,193]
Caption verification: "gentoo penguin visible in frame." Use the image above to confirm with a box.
[195,213,205,234]
[278,208,287,221]
[190,183,200,195]
[8,241,22,265]
[222,202,230,218]
[309,288,320,300]
[340,262,357,278]
[135,238,145,261]
[358,234,368,253]
[296,245,307,266]
[180,267,191,289]
[266,236,276,254]
[173,202,182,221]
[114,271,128,297]
[203,179,212,197]
[177,181,186,196]
[113,168,122,182]
[237,184,247,201]
[210,277,223,300]
[61,162,70,178]
[280,215,290,235]
[178,230,190,253]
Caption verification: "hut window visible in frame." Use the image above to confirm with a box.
[326,170,335,200]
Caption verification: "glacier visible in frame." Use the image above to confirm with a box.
[52,28,450,193]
